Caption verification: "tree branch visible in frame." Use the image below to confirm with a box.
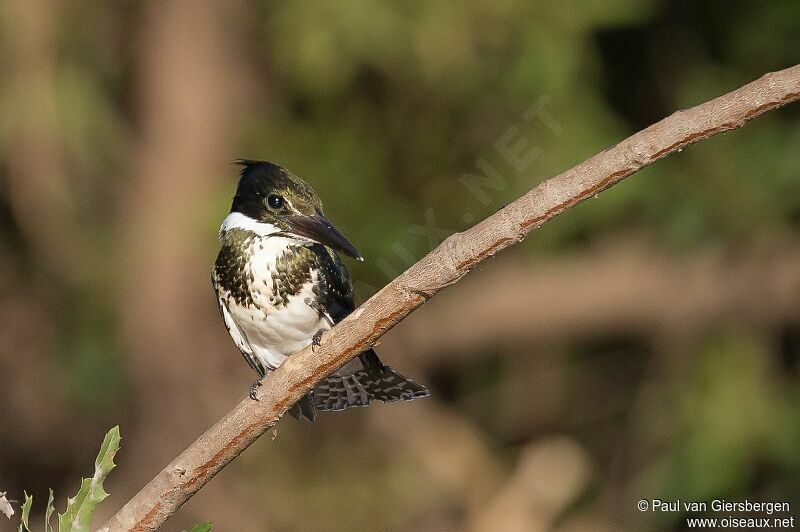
[101,64,800,531]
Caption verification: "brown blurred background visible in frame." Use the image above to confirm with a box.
[1,1,800,530]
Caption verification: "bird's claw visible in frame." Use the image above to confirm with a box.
[250,378,264,401]
[311,330,324,351]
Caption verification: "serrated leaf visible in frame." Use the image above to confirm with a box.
[57,426,121,532]
[18,492,32,532]
[0,492,13,519]
[186,523,213,532]
[45,489,55,532]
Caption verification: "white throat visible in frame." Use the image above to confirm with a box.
[219,212,317,248]
[219,212,283,239]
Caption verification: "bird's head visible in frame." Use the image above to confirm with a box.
[228,160,362,260]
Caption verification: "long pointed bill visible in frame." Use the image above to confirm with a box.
[286,210,363,260]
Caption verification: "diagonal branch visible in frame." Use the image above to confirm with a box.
[100,64,800,531]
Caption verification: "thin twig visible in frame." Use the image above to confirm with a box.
[100,64,800,531]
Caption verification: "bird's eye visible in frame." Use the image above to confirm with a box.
[267,194,284,210]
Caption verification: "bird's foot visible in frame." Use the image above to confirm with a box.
[311,330,324,351]
[250,378,264,401]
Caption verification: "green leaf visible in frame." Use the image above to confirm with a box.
[186,524,213,532]
[57,426,121,532]
[45,489,55,532]
[18,492,32,532]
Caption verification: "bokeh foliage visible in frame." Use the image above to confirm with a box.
[0,0,799,530]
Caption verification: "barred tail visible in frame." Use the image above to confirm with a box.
[287,394,317,422]
[313,350,430,412]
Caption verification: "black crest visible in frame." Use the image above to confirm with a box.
[230,160,291,218]
[229,159,319,219]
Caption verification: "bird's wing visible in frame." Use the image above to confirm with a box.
[220,298,267,376]
[310,244,356,324]
[213,274,266,376]
[307,245,432,412]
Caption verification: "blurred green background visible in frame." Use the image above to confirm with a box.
[1,1,799,530]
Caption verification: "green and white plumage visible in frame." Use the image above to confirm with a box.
[213,161,429,421]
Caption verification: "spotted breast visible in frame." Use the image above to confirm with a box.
[213,224,332,374]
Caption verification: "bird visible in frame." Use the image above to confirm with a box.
[212,160,430,421]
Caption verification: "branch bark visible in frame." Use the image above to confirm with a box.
[101,64,800,531]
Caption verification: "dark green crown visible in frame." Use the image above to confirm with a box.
[231,160,322,223]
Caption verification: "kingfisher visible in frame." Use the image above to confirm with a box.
[212,160,430,421]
